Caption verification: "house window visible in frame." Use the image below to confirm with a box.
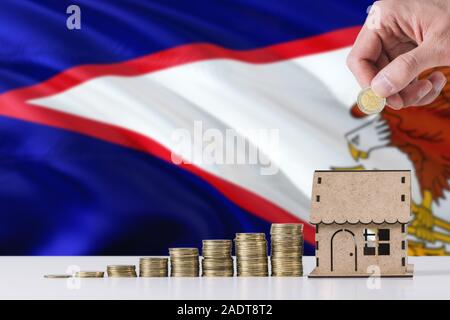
[364,228,376,241]
[364,241,376,256]
[316,195,320,202]
[363,228,391,256]
[378,243,390,255]
[378,229,390,255]
[378,229,390,241]
[363,228,376,256]
[401,176,405,183]
[317,177,322,184]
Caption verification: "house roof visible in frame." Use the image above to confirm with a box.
[310,170,411,224]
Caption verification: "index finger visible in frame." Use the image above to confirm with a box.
[346,26,383,88]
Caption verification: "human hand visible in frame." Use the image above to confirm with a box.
[347,0,450,109]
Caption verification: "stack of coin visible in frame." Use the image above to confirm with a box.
[235,233,268,277]
[202,240,233,277]
[139,257,168,277]
[106,265,137,277]
[75,271,104,278]
[169,248,199,277]
[270,223,304,276]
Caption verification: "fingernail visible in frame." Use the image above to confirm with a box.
[388,104,402,110]
[386,94,403,110]
[371,74,394,97]
[387,102,403,110]
[418,82,433,99]
[437,78,447,92]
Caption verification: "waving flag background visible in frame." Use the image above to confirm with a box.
[2,0,449,256]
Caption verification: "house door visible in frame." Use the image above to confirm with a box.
[331,229,357,273]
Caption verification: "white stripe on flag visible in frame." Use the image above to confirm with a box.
[29,47,421,222]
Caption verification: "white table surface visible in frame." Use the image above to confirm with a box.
[1,256,449,300]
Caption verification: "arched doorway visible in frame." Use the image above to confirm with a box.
[331,229,357,272]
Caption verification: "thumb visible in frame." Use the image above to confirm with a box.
[371,46,433,97]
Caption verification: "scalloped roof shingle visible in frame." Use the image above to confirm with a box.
[310,170,411,224]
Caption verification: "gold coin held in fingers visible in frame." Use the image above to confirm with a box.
[357,87,386,115]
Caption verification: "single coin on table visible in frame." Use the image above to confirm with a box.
[44,274,72,279]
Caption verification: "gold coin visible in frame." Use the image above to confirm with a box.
[75,271,105,278]
[169,248,200,277]
[140,257,168,262]
[357,88,386,114]
[235,233,266,241]
[234,233,268,277]
[107,265,136,269]
[107,265,137,277]
[139,258,168,277]
[357,87,386,115]
[202,240,234,276]
[44,274,71,278]
[270,223,304,277]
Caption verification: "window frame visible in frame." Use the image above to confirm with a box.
[363,228,377,256]
[363,228,391,256]
[377,228,390,255]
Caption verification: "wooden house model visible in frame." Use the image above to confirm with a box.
[308,170,414,277]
